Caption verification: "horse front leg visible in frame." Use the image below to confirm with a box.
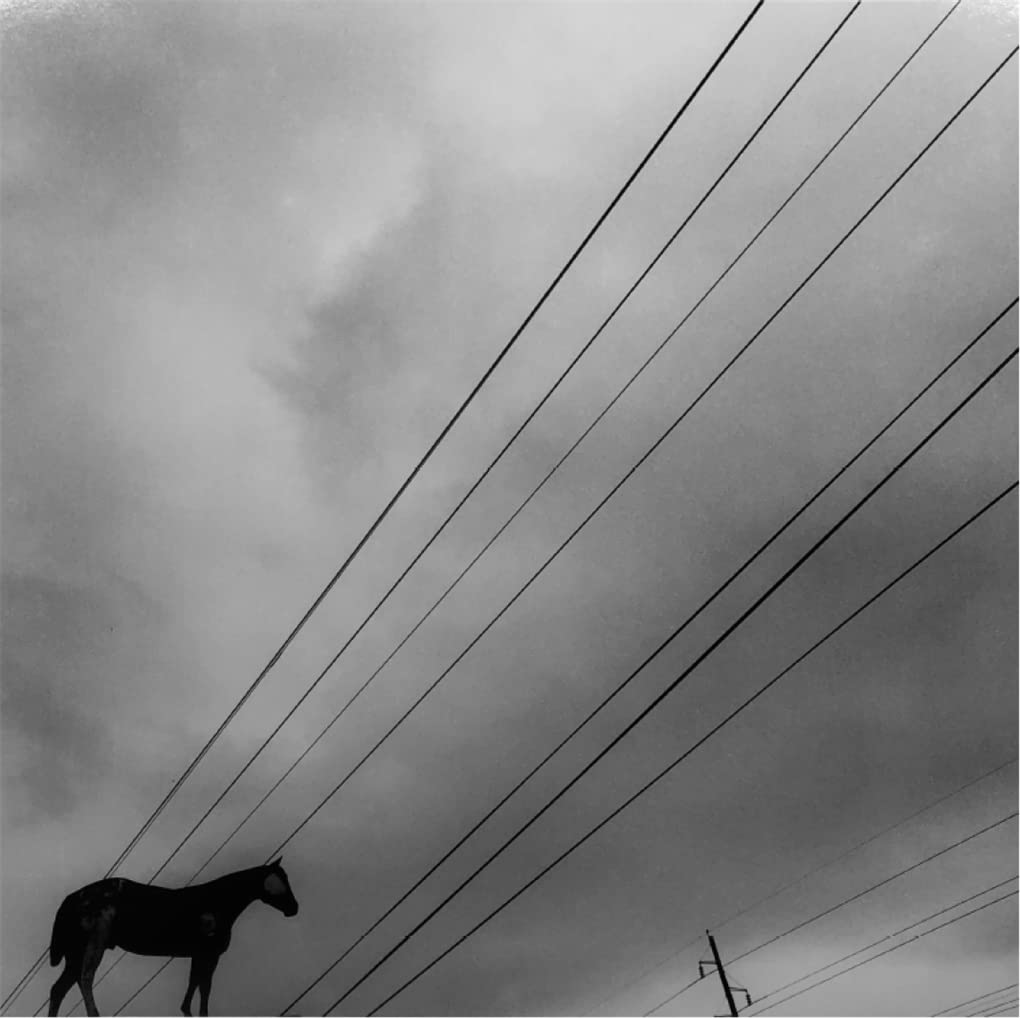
[196,953,219,1017]
[182,956,201,1017]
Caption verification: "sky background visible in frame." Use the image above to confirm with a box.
[2,1,1017,1016]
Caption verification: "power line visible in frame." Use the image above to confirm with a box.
[140,0,851,891]
[97,13,981,1015]
[102,0,765,885]
[747,890,1018,1015]
[347,463,1018,1017]
[184,0,962,892]
[4,8,769,1013]
[604,754,1016,1017]
[282,49,1019,1012]
[260,7,887,881]
[981,1001,1020,1018]
[934,984,1020,1017]
[3,959,47,1018]
[728,812,1018,966]
[753,876,1018,1004]
[68,11,850,1012]
[641,976,702,1018]
[326,376,1018,1015]
[280,287,1017,1016]
[966,999,1020,1018]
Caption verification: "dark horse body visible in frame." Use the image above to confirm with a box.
[48,859,297,1017]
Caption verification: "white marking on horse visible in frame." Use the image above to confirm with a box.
[263,872,287,900]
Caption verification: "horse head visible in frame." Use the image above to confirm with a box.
[260,858,299,917]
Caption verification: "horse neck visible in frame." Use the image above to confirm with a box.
[202,868,264,922]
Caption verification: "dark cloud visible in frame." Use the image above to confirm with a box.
[2,2,1016,1016]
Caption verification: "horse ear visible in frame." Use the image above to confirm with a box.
[269,856,282,868]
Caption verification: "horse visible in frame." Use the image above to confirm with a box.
[47,858,298,1017]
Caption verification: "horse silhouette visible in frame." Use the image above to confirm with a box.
[47,858,298,1017]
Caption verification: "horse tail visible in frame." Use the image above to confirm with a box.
[49,897,75,966]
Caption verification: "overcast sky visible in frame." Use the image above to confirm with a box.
[2,1,1017,1016]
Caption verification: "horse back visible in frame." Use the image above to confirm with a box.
[66,878,219,957]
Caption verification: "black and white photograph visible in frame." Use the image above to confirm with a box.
[2,1,1017,1015]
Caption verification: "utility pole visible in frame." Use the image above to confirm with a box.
[698,930,752,1017]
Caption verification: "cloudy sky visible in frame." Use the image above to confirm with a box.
[2,1,1017,1016]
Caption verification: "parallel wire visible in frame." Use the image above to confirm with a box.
[351,468,1019,1015]
[102,3,721,874]
[966,999,1020,1018]
[262,5,875,877]
[747,890,1018,1015]
[935,984,1020,1017]
[185,0,962,889]
[79,11,842,1013]
[369,794,1018,1018]
[115,457,1020,1016]
[92,9,963,1011]
[13,8,769,1014]
[286,287,1017,1015]
[728,814,1018,966]
[147,0,777,888]
[636,755,1017,1017]
[4,959,47,1018]
[981,1001,1020,1018]
[753,876,1018,1004]
[285,46,1019,1011]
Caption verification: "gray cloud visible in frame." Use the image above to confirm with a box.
[2,2,1016,1016]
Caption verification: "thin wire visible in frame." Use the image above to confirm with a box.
[755,876,1018,1003]
[273,3,994,879]
[189,0,960,889]
[14,8,769,1014]
[106,0,766,883]
[965,998,1020,1017]
[148,0,818,887]
[291,51,1019,1010]
[22,23,779,1013]
[614,755,1017,1017]
[982,1002,1020,1018]
[935,985,1020,1017]
[112,959,173,1017]
[353,470,1019,1018]
[3,958,47,1016]
[966,1003,1015,1018]
[284,289,1017,1016]
[966,999,1020,1018]
[747,890,1018,1015]
[640,758,1015,1018]
[728,813,1018,966]
[640,977,702,1018]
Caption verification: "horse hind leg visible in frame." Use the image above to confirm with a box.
[76,937,107,1018]
[49,953,80,1017]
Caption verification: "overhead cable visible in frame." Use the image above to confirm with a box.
[283,44,1020,1009]
[638,756,1017,1016]
[747,890,1018,1015]
[753,876,1018,1004]
[312,356,1018,1015]
[933,984,1020,1018]
[729,812,1018,965]
[285,291,1017,1015]
[349,463,1018,1017]
[186,0,960,890]
[147,0,832,887]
